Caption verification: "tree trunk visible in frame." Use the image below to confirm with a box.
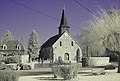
[86,45,88,57]
[118,54,120,73]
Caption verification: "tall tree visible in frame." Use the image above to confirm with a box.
[2,30,14,43]
[27,30,40,61]
[77,8,120,72]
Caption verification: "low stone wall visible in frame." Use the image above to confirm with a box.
[82,57,110,67]
[88,57,110,66]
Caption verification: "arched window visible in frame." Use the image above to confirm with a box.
[60,41,62,46]
[2,44,7,50]
[16,45,21,50]
[76,49,80,62]
[71,41,73,46]
[64,53,69,61]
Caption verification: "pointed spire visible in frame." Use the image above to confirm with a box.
[63,5,65,10]
[60,8,68,26]
[58,7,70,34]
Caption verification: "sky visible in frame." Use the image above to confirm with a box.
[0,0,120,45]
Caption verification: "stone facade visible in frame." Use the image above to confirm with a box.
[52,32,82,62]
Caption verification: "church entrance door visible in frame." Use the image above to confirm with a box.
[64,53,69,61]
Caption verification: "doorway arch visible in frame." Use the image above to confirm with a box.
[64,53,69,61]
[76,49,80,62]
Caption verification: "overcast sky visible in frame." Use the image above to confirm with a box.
[0,0,120,44]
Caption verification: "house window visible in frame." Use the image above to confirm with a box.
[71,41,73,46]
[2,44,7,50]
[17,45,21,50]
[60,41,62,46]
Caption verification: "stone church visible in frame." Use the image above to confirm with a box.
[39,8,82,63]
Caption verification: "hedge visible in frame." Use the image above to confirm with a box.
[0,70,19,81]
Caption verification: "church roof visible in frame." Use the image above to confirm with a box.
[41,34,62,48]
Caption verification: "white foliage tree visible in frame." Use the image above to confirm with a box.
[77,8,120,72]
[27,30,40,61]
[2,30,14,43]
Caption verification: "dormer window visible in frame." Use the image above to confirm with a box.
[2,44,7,50]
[16,45,21,50]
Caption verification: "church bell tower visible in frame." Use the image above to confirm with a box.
[59,8,70,34]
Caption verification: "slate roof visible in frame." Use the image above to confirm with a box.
[41,34,62,48]
[0,40,25,51]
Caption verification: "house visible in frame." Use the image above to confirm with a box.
[0,40,25,56]
[39,8,82,63]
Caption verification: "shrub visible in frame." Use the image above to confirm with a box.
[92,68,105,75]
[4,56,19,64]
[0,57,3,63]
[20,64,31,70]
[52,64,79,80]
[58,56,64,65]
[0,70,19,81]
[0,64,6,70]
[5,64,17,70]
[53,56,71,65]
[0,64,17,70]
[105,65,116,70]
[52,56,79,80]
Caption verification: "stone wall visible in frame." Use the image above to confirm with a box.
[82,57,109,67]
[88,57,110,66]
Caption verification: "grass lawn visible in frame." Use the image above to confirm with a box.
[19,67,120,81]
